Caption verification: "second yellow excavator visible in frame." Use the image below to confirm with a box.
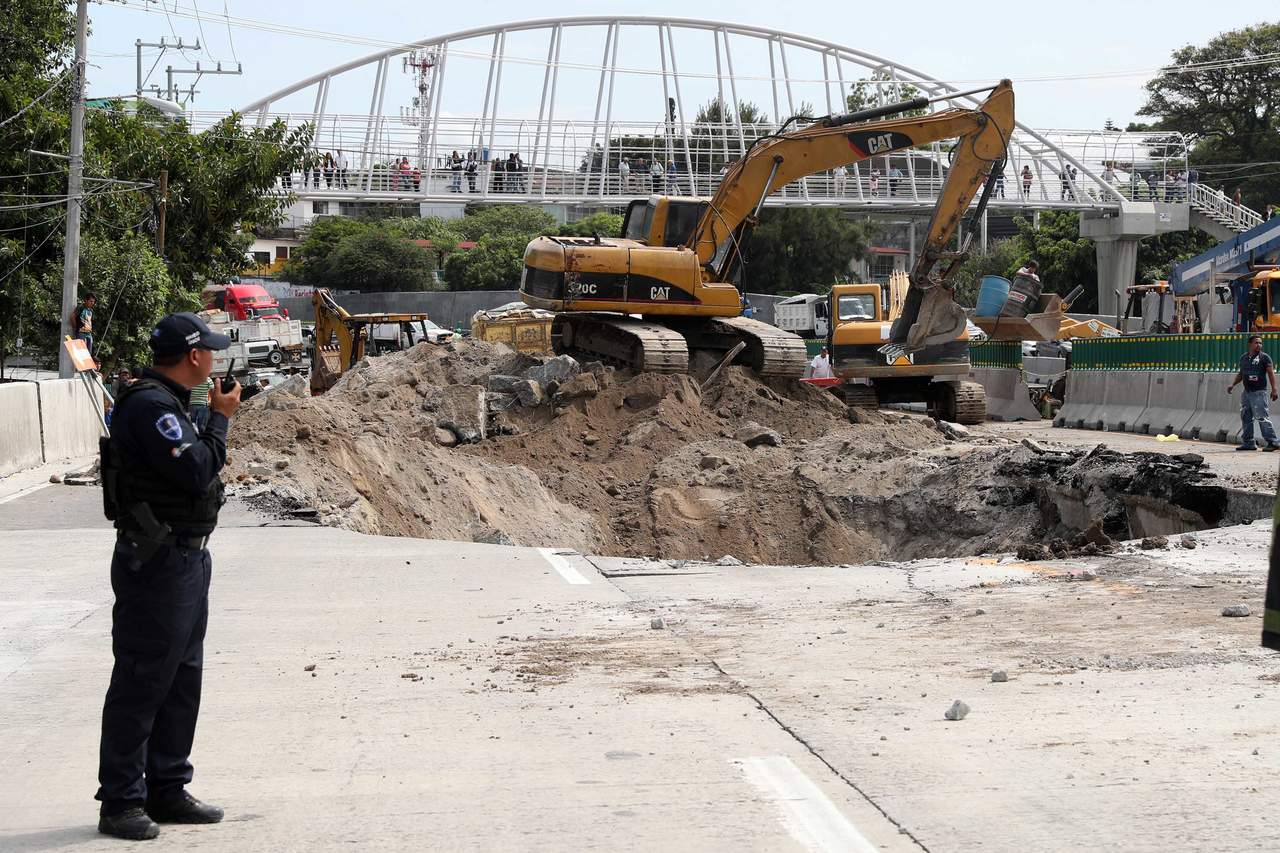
[520,80,1015,379]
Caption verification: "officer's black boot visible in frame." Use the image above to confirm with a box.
[145,791,224,824]
[98,807,160,840]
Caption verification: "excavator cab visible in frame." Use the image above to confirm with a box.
[621,197,709,248]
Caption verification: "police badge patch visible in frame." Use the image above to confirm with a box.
[154,413,184,441]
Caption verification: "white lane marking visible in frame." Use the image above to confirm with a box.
[736,755,879,853]
[0,482,53,506]
[537,547,591,585]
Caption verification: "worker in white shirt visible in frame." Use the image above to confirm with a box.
[1015,260,1040,281]
[810,346,835,379]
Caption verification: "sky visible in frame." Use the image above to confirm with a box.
[79,0,1277,132]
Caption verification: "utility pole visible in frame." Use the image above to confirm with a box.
[135,37,198,99]
[59,0,88,378]
[155,169,168,256]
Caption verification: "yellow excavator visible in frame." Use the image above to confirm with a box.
[521,80,1015,380]
[310,288,433,393]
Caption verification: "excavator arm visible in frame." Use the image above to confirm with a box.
[693,80,1014,353]
[311,288,364,393]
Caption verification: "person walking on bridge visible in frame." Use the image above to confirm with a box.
[1228,334,1280,451]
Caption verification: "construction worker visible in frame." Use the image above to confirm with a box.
[95,313,239,839]
[1227,334,1280,451]
[810,346,835,379]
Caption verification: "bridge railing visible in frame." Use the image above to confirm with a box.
[1188,182,1263,232]
[200,110,1191,210]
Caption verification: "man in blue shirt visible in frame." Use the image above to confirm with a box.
[1227,334,1280,451]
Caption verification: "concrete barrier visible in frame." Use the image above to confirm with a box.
[1055,371,1107,429]
[1024,356,1067,385]
[1181,373,1243,444]
[0,383,45,476]
[37,378,104,462]
[1132,372,1201,436]
[1102,373,1152,433]
[967,368,1041,422]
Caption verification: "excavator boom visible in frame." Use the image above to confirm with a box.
[694,81,1014,353]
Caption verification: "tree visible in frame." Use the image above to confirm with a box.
[951,238,1028,308]
[689,97,771,176]
[456,204,557,242]
[846,72,925,115]
[1135,228,1218,285]
[745,208,871,294]
[443,233,529,291]
[282,216,371,288]
[557,212,622,238]
[1139,23,1280,211]
[325,231,436,292]
[85,108,312,287]
[37,233,182,371]
[0,2,310,372]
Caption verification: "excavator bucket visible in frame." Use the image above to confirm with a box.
[970,294,1069,342]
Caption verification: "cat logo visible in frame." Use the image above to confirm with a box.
[885,352,914,366]
[866,133,896,154]
[650,286,670,301]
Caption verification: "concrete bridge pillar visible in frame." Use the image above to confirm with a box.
[1079,202,1189,317]
[1093,235,1140,317]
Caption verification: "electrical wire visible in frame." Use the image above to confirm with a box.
[0,218,64,288]
[223,0,239,63]
[190,0,212,59]
[0,67,76,131]
[103,0,1280,87]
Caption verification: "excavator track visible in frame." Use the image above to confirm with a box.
[931,380,986,425]
[552,313,689,373]
[707,316,809,379]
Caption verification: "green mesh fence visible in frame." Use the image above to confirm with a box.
[1071,333,1277,372]
[968,339,1023,369]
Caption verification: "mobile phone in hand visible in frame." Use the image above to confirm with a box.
[220,358,237,393]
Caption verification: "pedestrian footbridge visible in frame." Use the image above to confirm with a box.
[209,16,1262,310]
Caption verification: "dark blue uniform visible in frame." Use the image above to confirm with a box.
[96,369,229,814]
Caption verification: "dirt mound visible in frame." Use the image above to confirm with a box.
[227,341,601,548]
[226,339,1249,564]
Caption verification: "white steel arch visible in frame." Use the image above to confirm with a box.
[220,16,1195,214]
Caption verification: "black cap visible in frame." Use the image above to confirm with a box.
[149,312,232,356]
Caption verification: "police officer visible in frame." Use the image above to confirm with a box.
[95,312,240,840]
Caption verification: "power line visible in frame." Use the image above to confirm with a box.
[0,67,76,131]
[104,1,1280,87]
[222,0,238,63]
[0,218,64,288]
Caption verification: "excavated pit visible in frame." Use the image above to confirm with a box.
[225,340,1268,564]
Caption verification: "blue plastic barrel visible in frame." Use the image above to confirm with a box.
[975,275,1011,317]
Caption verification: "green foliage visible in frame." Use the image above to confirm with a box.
[325,230,436,292]
[1013,212,1098,311]
[1139,22,1280,211]
[1135,228,1218,285]
[689,97,771,176]
[456,205,557,242]
[745,208,871,294]
[846,72,926,116]
[0,5,310,373]
[557,212,623,238]
[282,216,369,287]
[85,109,312,287]
[951,238,1027,307]
[443,233,530,291]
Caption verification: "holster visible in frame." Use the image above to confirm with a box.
[118,502,173,572]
